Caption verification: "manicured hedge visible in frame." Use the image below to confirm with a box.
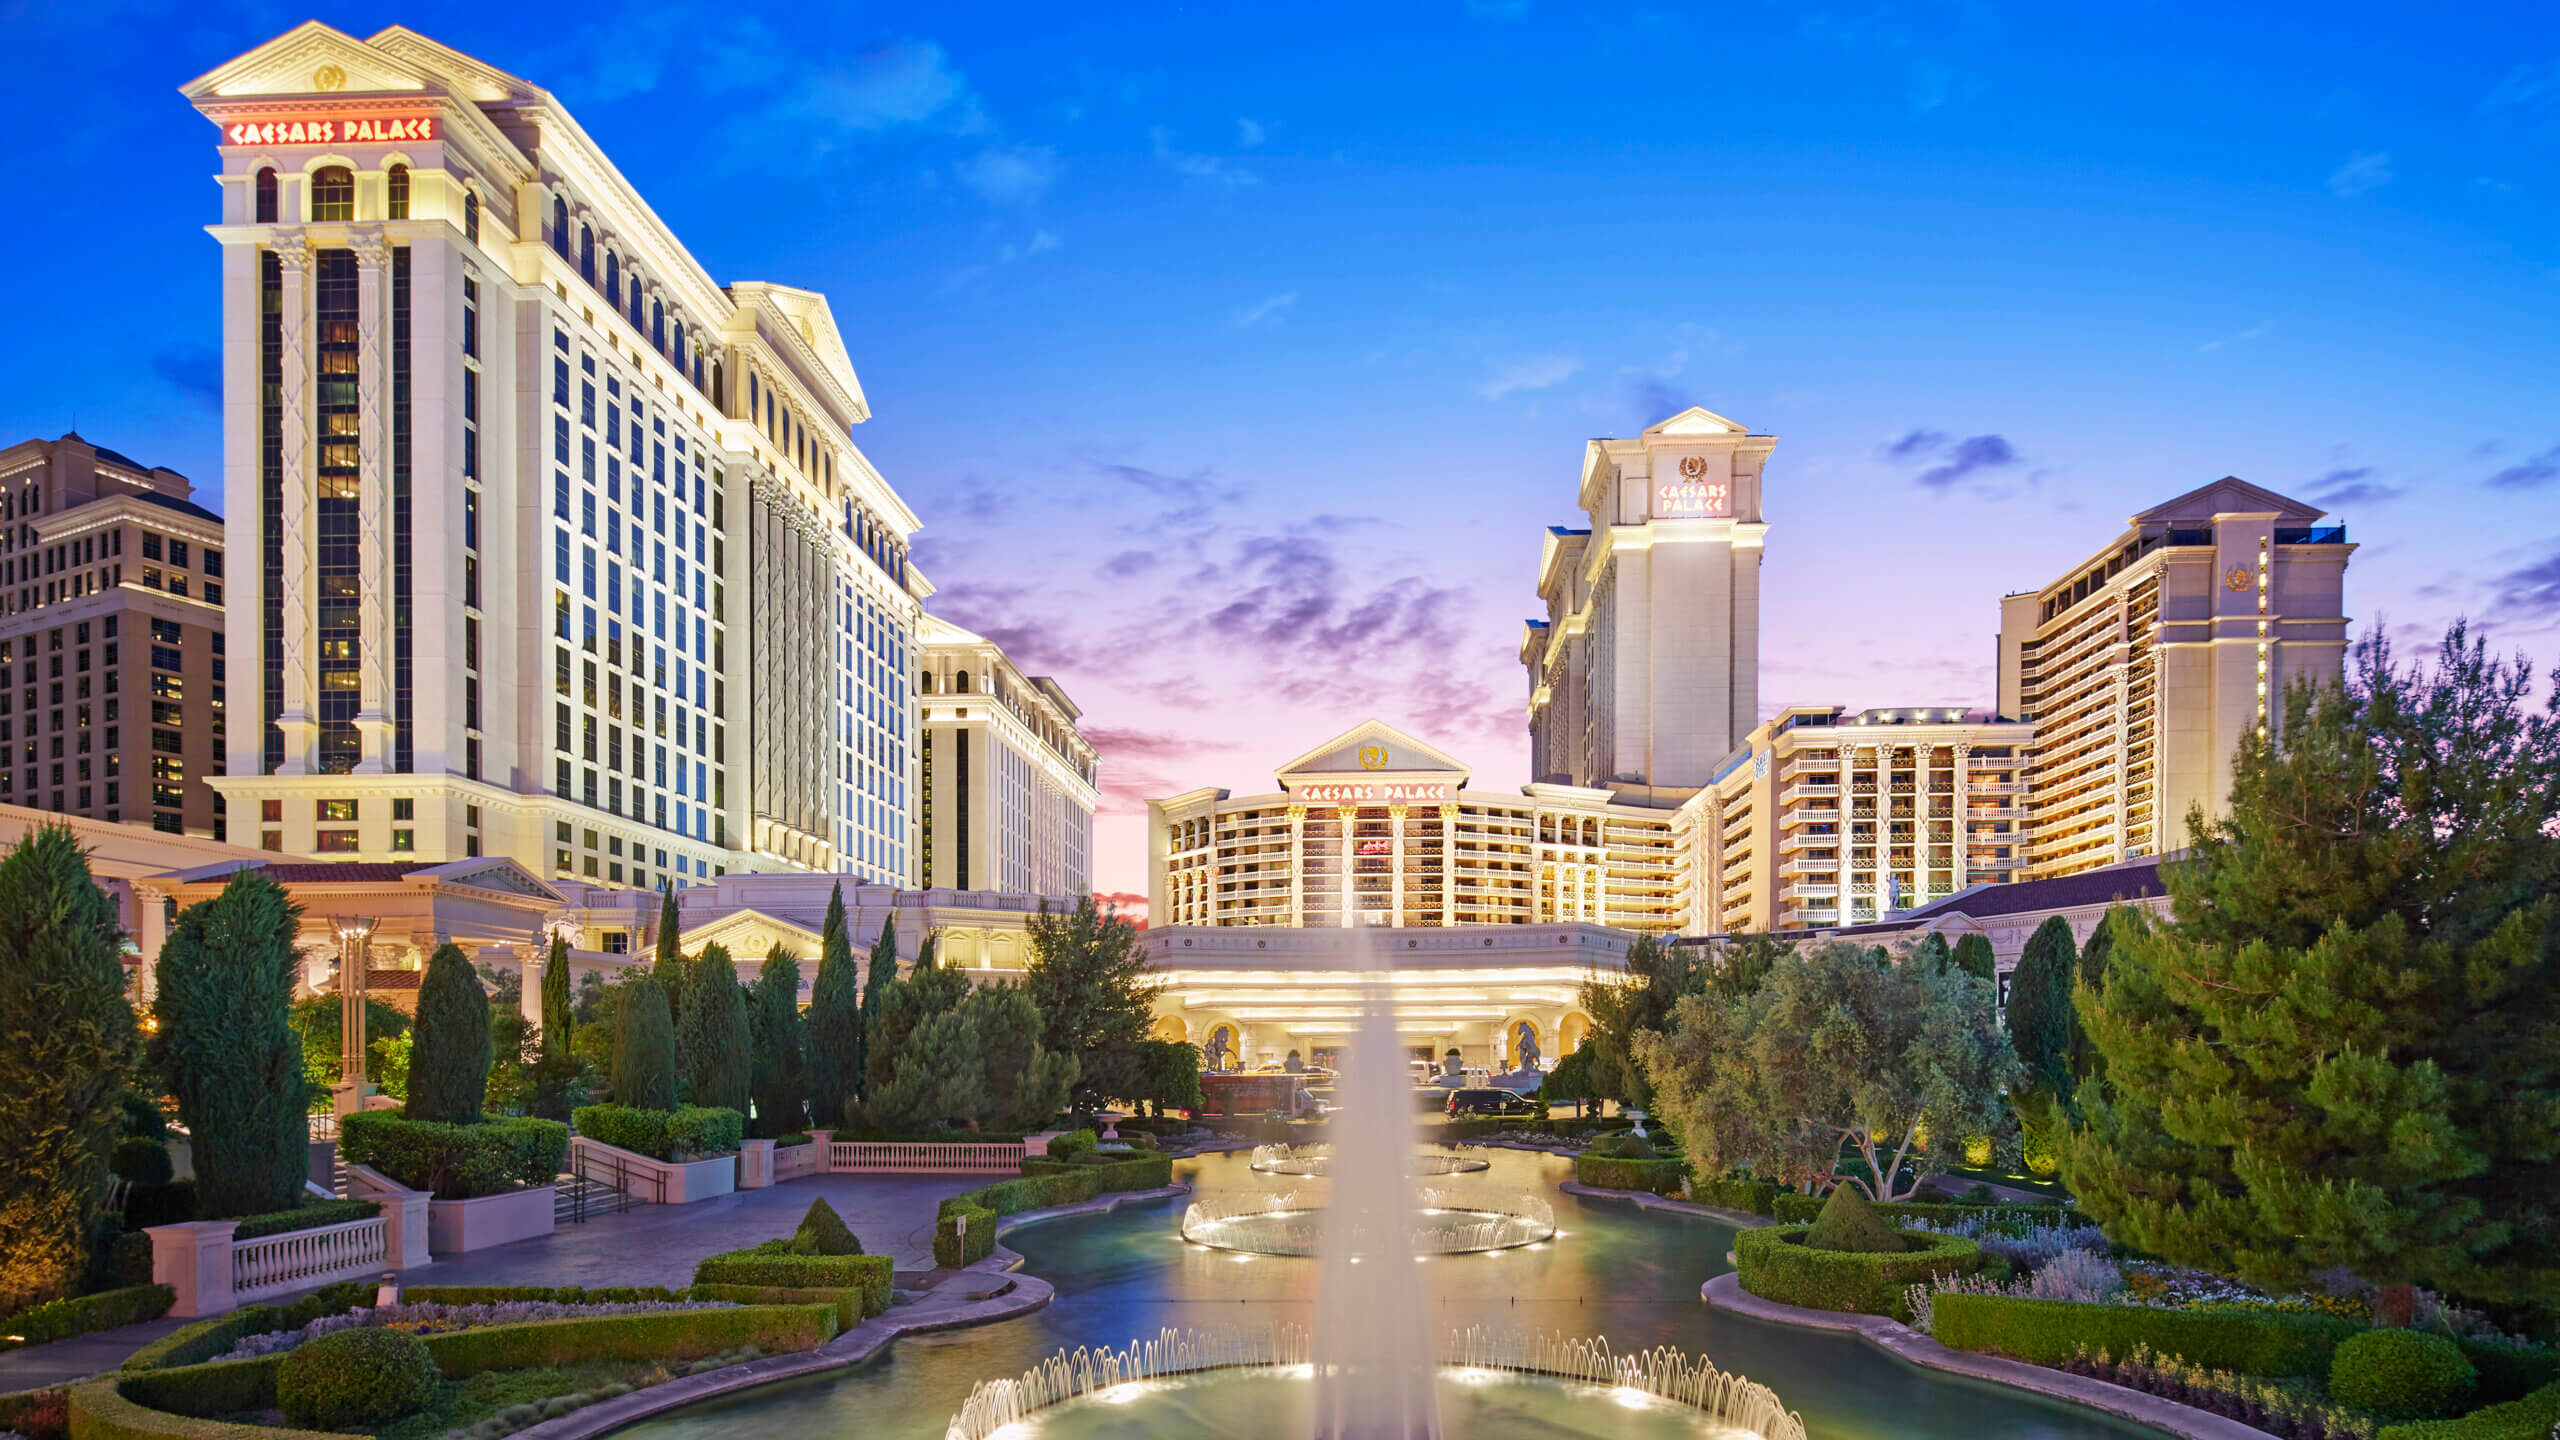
[691,1283,883,1331]
[935,1205,998,1268]
[1931,1294,2364,1377]
[1572,1154,1689,1195]
[339,1113,568,1199]
[120,1285,374,1374]
[1691,1176,1781,1216]
[2459,1341,2560,1405]
[690,1251,892,1318]
[228,1199,380,1240]
[400,1285,688,1306]
[69,1377,338,1440]
[572,1104,745,1162]
[1734,1225,1981,1322]
[0,1285,173,1351]
[2377,1380,2560,1440]
[116,1356,279,1421]
[1768,1193,2092,1227]
[938,1156,1173,1221]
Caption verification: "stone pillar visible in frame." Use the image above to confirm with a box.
[351,232,394,772]
[131,881,171,1002]
[739,1138,775,1188]
[805,1129,834,1172]
[150,1221,238,1318]
[1386,803,1408,925]
[1333,806,1356,926]
[1439,804,1457,928]
[382,1186,432,1272]
[1286,804,1305,926]
[273,241,318,774]
[1953,745,1972,891]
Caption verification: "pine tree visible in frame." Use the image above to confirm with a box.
[2067,909,2120,1084]
[1024,897,1157,1115]
[969,984,1078,1131]
[2007,915,2078,1105]
[0,825,140,1314]
[651,885,693,1094]
[611,975,677,1112]
[2064,624,2560,1312]
[1951,933,1996,985]
[806,885,862,1126]
[856,914,899,1107]
[749,944,808,1138]
[685,944,751,1116]
[152,869,309,1218]
[407,942,492,1124]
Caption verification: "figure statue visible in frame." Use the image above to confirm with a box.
[1206,1026,1232,1073]
[1283,1049,1303,1074]
[1514,1021,1541,1071]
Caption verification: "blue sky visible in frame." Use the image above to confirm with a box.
[3,0,2556,905]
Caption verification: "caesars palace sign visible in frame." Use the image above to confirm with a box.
[1291,782,1454,804]
[222,115,439,148]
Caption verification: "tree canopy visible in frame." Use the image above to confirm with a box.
[152,869,310,1218]
[748,944,808,1138]
[805,885,861,1126]
[406,942,492,1125]
[1577,933,1699,1108]
[685,944,751,1116]
[611,975,677,1112]
[1024,897,1157,1115]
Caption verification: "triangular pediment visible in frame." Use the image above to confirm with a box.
[1277,721,1471,782]
[2133,476,2324,526]
[415,858,560,901]
[181,22,432,101]
[1644,405,1747,438]
[681,909,824,960]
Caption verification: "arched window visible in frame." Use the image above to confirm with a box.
[254,168,278,224]
[628,279,643,330]
[955,671,972,694]
[578,225,595,285]
[551,195,569,256]
[671,319,684,366]
[310,165,353,221]
[650,300,664,352]
[386,164,409,219]
[710,360,723,408]
[604,253,620,308]
[464,190,479,244]
[920,673,936,695]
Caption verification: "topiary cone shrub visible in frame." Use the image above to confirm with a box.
[2328,1328,2477,1421]
[1804,1185,1908,1253]
[790,1197,862,1256]
[276,1326,441,1429]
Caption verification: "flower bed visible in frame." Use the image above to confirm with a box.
[0,1284,174,1351]
[571,1105,743,1162]
[214,1299,734,1360]
[1733,1224,1981,1322]
[2057,1340,2377,1440]
[340,1116,569,1201]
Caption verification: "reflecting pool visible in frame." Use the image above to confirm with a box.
[616,1149,2158,1440]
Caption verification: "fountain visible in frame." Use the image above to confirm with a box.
[1178,1184,1555,1257]
[1250,1142,1490,1177]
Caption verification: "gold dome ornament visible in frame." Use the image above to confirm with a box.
[314,63,346,92]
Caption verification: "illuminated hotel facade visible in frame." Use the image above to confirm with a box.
[916,615,1097,897]
[184,24,925,893]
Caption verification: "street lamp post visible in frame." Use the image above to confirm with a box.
[334,916,378,1117]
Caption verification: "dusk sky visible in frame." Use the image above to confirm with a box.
[4,1,2556,912]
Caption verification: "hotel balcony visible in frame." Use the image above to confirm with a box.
[1780,859,1838,878]
[1781,882,1840,900]
[1966,780,2026,795]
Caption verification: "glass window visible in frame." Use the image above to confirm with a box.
[386,164,409,219]
[605,252,620,308]
[465,190,479,244]
[579,225,595,284]
[310,165,353,222]
[254,168,277,224]
[551,195,569,255]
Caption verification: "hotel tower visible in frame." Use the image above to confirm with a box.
[184,24,926,893]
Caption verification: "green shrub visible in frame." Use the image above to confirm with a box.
[2376,1379,2560,1440]
[340,1113,569,1199]
[1572,1154,1688,1195]
[788,1197,862,1255]
[1930,1293,2364,1377]
[229,1199,379,1241]
[689,1283,878,1331]
[1692,1176,1780,1215]
[944,1171,1093,1217]
[275,1328,439,1429]
[1734,1225,1980,1321]
[406,942,493,1126]
[419,1304,836,1378]
[79,1374,337,1440]
[0,1285,174,1351]
[691,1250,891,1308]
[108,1230,153,1288]
[1583,1132,1656,1160]
[1769,1193,2088,1228]
[400,1285,687,1306]
[1046,1128,1098,1159]
[573,1104,743,1162]
[2332,1329,2478,1421]
[935,1205,997,1268]
[2456,1340,2560,1405]
[110,1139,174,1189]
[1804,1186,1906,1254]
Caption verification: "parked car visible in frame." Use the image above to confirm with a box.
[1445,1088,1538,1119]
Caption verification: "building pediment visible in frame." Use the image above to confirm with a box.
[2132,476,2323,526]
[1276,721,1471,786]
[681,909,824,960]
[1643,405,1749,438]
[181,21,432,100]
[414,858,560,902]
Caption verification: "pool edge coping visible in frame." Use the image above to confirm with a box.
[503,1184,1192,1440]
[1699,1272,2273,1440]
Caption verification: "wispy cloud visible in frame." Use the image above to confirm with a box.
[2489,547,2560,624]
[1882,428,1949,460]
[2482,56,2560,111]
[1887,431,2023,495]
[1476,353,1581,399]
[1236,116,1265,147]
[2327,151,2393,198]
[2197,321,2273,353]
[1150,127,1259,186]
[2487,444,2560,490]
[1232,292,1297,328]
[958,144,1060,205]
[2307,467,2402,508]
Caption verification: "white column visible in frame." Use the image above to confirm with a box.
[273,241,318,774]
[1953,745,1972,891]
[1387,803,1407,925]
[352,232,394,772]
[1287,804,1305,925]
[1439,804,1456,927]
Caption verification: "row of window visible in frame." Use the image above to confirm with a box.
[252,164,480,243]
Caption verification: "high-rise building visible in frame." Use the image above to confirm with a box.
[0,435,230,837]
[1996,478,2351,879]
[1524,407,1773,807]
[184,24,926,891]
[915,615,1098,897]
[1680,705,2034,934]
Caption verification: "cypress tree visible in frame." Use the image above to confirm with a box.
[652,885,693,1092]
[153,869,309,1218]
[2067,909,2119,1084]
[0,825,140,1313]
[749,944,808,1138]
[857,912,899,1102]
[1911,931,1952,974]
[1951,933,1996,985]
[863,915,899,1011]
[2007,915,2078,1106]
[407,942,492,1125]
[805,884,861,1125]
[540,933,573,1057]
[686,943,751,1115]
[611,975,677,1112]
